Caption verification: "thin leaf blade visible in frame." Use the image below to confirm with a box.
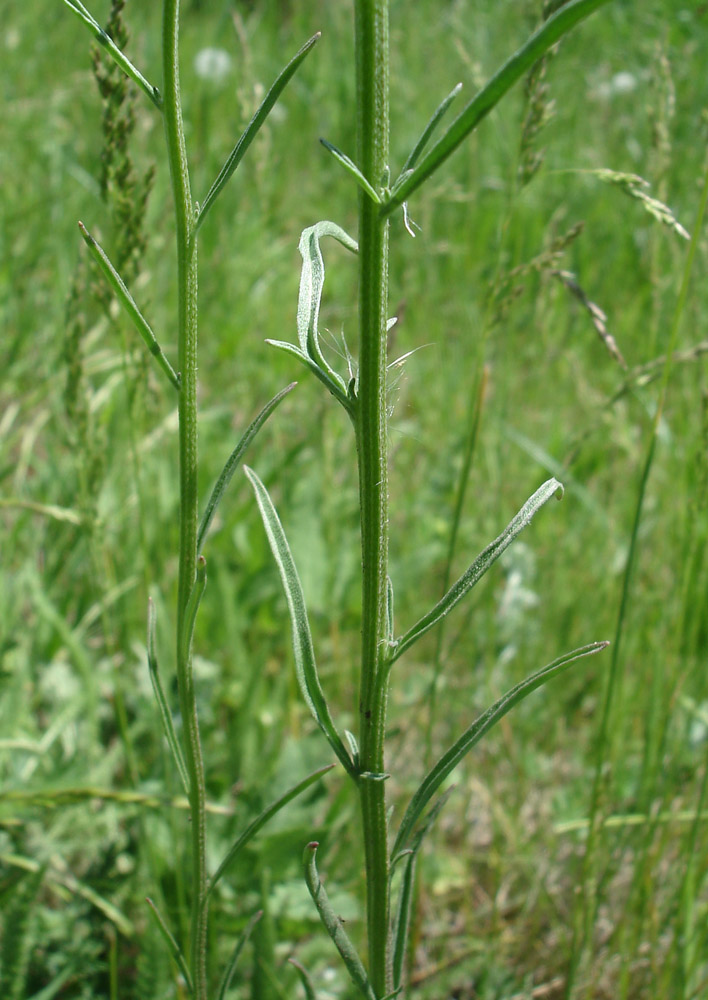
[392,641,609,856]
[145,898,193,996]
[197,33,321,229]
[391,478,563,663]
[400,82,463,174]
[244,467,356,777]
[198,383,297,554]
[207,764,335,896]
[215,910,263,1000]
[383,0,614,214]
[320,139,382,203]
[147,599,189,795]
[78,223,180,389]
[303,843,377,1000]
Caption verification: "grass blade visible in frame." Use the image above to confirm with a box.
[207,764,335,897]
[390,478,563,664]
[145,897,193,996]
[303,843,377,1000]
[215,910,263,1000]
[244,466,356,777]
[78,223,180,390]
[60,0,162,108]
[400,82,463,174]
[289,959,317,1000]
[0,868,43,1000]
[382,0,613,215]
[197,383,297,554]
[197,33,321,230]
[320,139,382,204]
[147,598,189,795]
[392,641,609,856]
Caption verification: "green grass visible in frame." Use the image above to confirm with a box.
[2,1,708,998]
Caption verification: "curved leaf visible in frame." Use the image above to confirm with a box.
[390,478,563,664]
[244,467,356,778]
[303,843,376,1000]
[392,641,609,856]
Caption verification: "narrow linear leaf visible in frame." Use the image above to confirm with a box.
[303,843,377,1000]
[215,910,263,1000]
[391,478,563,663]
[78,223,180,390]
[382,0,613,215]
[198,383,297,554]
[392,641,609,856]
[0,868,43,1000]
[244,467,356,777]
[207,764,335,897]
[385,575,395,644]
[60,0,162,108]
[289,959,317,1000]
[145,898,193,996]
[147,598,189,794]
[320,139,381,204]
[197,33,320,230]
[401,82,463,174]
[390,790,452,990]
[179,556,207,664]
[266,342,351,411]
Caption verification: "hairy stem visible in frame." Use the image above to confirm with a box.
[162,1,207,995]
[354,2,390,995]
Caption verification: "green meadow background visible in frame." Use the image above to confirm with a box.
[2,1,708,997]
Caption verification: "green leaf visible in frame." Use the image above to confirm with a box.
[78,223,180,390]
[320,139,382,204]
[0,868,43,1000]
[390,790,452,990]
[289,959,317,1000]
[145,898,193,996]
[196,33,320,230]
[303,843,377,1000]
[266,341,352,412]
[215,910,263,1000]
[245,466,356,777]
[147,599,189,795]
[207,764,335,897]
[392,641,609,856]
[390,478,563,664]
[198,383,297,554]
[60,0,162,108]
[179,555,207,664]
[382,0,614,215]
[400,82,463,174]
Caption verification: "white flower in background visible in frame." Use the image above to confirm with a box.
[592,70,639,101]
[194,47,232,84]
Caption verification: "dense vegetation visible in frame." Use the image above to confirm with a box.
[1,1,707,998]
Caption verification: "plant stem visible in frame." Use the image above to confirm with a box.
[354,2,390,995]
[162,1,207,996]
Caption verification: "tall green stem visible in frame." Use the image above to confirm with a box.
[354,2,390,995]
[162,1,207,996]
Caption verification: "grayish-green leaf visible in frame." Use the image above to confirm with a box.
[179,555,207,665]
[197,33,320,230]
[303,843,377,1000]
[390,478,563,663]
[382,0,614,215]
[145,898,193,996]
[392,641,609,856]
[60,0,162,108]
[78,223,180,390]
[207,764,335,897]
[215,910,262,1000]
[147,599,189,795]
[401,82,463,174]
[266,341,352,412]
[296,221,358,360]
[198,383,297,554]
[320,139,382,203]
[245,467,356,777]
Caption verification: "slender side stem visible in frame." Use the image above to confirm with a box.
[162,2,207,997]
[354,3,390,996]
